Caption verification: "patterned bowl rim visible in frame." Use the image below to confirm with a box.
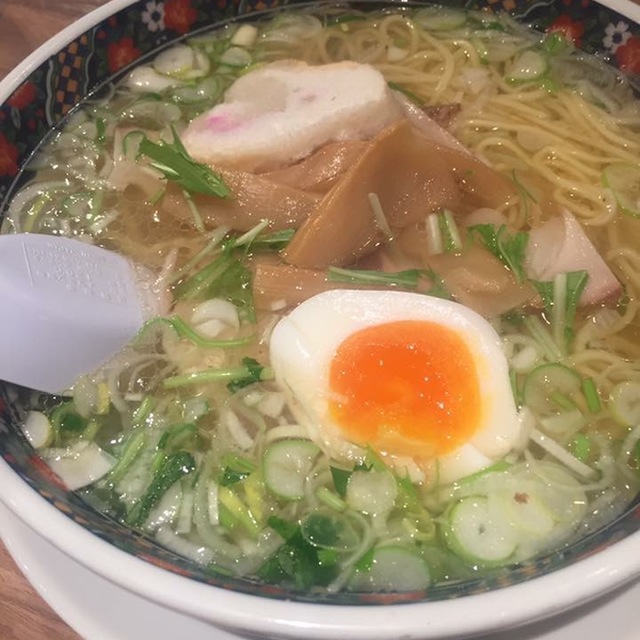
[2,452,639,638]
[1,0,640,637]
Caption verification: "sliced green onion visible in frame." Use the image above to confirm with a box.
[262,439,320,500]
[602,163,640,218]
[132,396,154,425]
[157,422,197,452]
[218,485,260,536]
[106,429,147,485]
[245,228,295,251]
[61,190,103,222]
[426,212,443,255]
[581,377,601,414]
[550,390,577,411]
[122,130,146,160]
[95,117,107,145]
[443,496,516,565]
[439,209,462,252]
[127,451,196,527]
[534,271,588,354]
[232,219,271,248]
[506,49,548,83]
[123,99,182,127]
[218,46,252,68]
[315,486,347,511]
[569,434,591,462]
[522,315,562,362]
[609,381,640,427]
[182,189,205,232]
[174,251,234,300]
[169,227,229,284]
[529,427,597,479]
[368,193,393,240]
[413,6,467,30]
[523,363,582,415]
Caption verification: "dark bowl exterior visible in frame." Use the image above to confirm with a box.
[1,0,640,606]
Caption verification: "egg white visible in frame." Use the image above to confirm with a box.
[269,289,521,484]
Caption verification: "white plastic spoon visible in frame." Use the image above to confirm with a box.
[0,233,158,394]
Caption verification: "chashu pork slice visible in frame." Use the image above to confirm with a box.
[524,210,622,306]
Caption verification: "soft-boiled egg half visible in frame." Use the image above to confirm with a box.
[269,290,521,485]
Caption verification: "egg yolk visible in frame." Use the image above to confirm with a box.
[328,320,481,458]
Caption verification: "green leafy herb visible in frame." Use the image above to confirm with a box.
[512,170,537,222]
[259,516,339,589]
[139,315,252,349]
[354,547,375,572]
[532,270,588,352]
[219,454,256,487]
[49,402,88,437]
[330,467,351,497]
[438,210,462,253]
[162,358,273,390]
[301,513,341,548]
[364,446,388,472]
[246,228,295,251]
[127,451,196,527]
[174,251,232,300]
[95,117,107,145]
[106,429,147,486]
[532,279,554,311]
[138,127,230,198]
[327,266,428,290]
[326,13,367,25]
[425,267,450,299]
[174,237,257,320]
[157,422,197,451]
[469,223,529,282]
[227,357,266,393]
[542,32,572,55]
[582,377,601,413]
[561,271,589,344]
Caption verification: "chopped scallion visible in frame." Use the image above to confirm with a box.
[126,450,196,527]
[569,434,591,462]
[581,377,601,413]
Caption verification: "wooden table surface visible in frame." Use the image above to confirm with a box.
[0,2,106,637]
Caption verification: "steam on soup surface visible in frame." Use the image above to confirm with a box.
[6,4,640,593]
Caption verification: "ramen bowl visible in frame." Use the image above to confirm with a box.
[2,0,640,637]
